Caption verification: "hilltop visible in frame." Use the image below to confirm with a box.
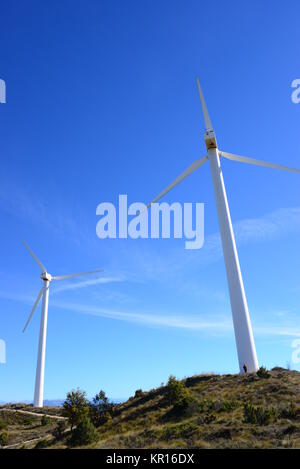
[1,367,300,449]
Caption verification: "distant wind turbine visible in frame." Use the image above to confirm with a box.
[22,241,103,407]
[143,77,300,373]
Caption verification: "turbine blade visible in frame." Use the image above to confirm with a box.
[23,287,44,332]
[144,156,208,210]
[52,269,104,281]
[219,151,300,174]
[23,241,47,273]
[196,77,213,130]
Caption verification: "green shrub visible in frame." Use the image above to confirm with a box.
[63,388,89,432]
[0,418,6,431]
[52,420,67,440]
[90,390,115,427]
[197,398,214,413]
[41,415,51,426]
[256,366,270,379]
[279,402,299,419]
[0,431,8,447]
[35,438,49,449]
[134,389,144,399]
[161,422,198,441]
[243,402,277,425]
[166,375,192,413]
[23,417,34,426]
[70,416,98,446]
[214,400,239,412]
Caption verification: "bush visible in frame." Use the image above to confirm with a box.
[0,418,6,431]
[134,389,144,399]
[279,402,299,419]
[0,431,8,447]
[35,438,49,449]
[69,416,98,446]
[256,366,270,379]
[243,402,277,425]
[63,388,89,432]
[166,375,192,413]
[23,417,34,426]
[52,420,67,440]
[214,400,239,412]
[90,390,115,427]
[41,415,51,426]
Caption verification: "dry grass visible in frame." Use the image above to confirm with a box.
[2,367,300,449]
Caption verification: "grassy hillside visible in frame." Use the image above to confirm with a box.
[1,367,300,449]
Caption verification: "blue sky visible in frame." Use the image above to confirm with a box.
[0,0,300,402]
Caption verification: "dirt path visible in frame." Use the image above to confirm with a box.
[0,408,69,448]
[3,433,53,449]
[0,407,67,420]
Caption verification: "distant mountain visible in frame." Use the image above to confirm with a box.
[43,399,64,407]
[0,398,126,407]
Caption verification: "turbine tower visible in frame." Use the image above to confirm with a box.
[143,78,300,373]
[23,241,103,407]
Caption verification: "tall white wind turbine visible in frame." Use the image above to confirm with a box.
[143,78,300,373]
[23,241,103,407]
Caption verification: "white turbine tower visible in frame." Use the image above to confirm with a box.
[143,78,300,373]
[22,241,103,407]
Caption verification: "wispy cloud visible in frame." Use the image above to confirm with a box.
[2,288,300,338]
[48,300,300,338]
[234,207,300,244]
[254,326,300,338]
[52,299,232,332]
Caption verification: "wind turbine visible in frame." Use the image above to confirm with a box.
[143,78,300,373]
[22,241,103,407]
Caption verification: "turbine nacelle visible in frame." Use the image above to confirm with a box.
[41,272,52,282]
[204,129,218,150]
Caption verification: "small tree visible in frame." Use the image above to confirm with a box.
[257,366,270,379]
[134,389,144,399]
[166,375,192,413]
[70,415,98,446]
[52,420,67,440]
[90,390,114,427]
[63,388,89,432]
